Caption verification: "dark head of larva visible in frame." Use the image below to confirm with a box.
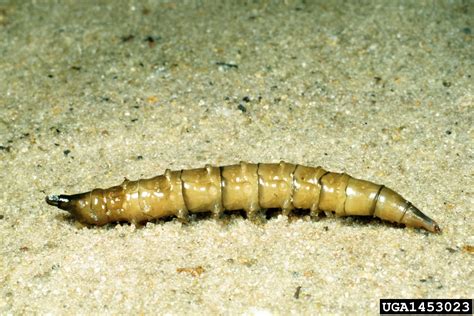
[46,193,104,224]
[45,194,73,210]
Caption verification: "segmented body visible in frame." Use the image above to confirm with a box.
[45,162,441,233]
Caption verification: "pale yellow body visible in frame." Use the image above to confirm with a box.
[46,162,441,233]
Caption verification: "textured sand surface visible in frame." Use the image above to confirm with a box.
[0,1,473,314]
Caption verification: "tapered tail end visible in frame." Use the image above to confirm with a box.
[430,217,442,234]
[403,204,442,234]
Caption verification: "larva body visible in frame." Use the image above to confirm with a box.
[46,162,441,233]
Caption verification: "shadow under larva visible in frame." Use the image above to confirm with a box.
[45,161,441,233]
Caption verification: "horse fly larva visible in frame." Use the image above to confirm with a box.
[45,162,441,233]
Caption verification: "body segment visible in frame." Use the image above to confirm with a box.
[46,162,441,233]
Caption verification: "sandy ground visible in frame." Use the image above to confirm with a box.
[0,1,473,314]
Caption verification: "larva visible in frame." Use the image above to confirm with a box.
[45,162,441,233]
